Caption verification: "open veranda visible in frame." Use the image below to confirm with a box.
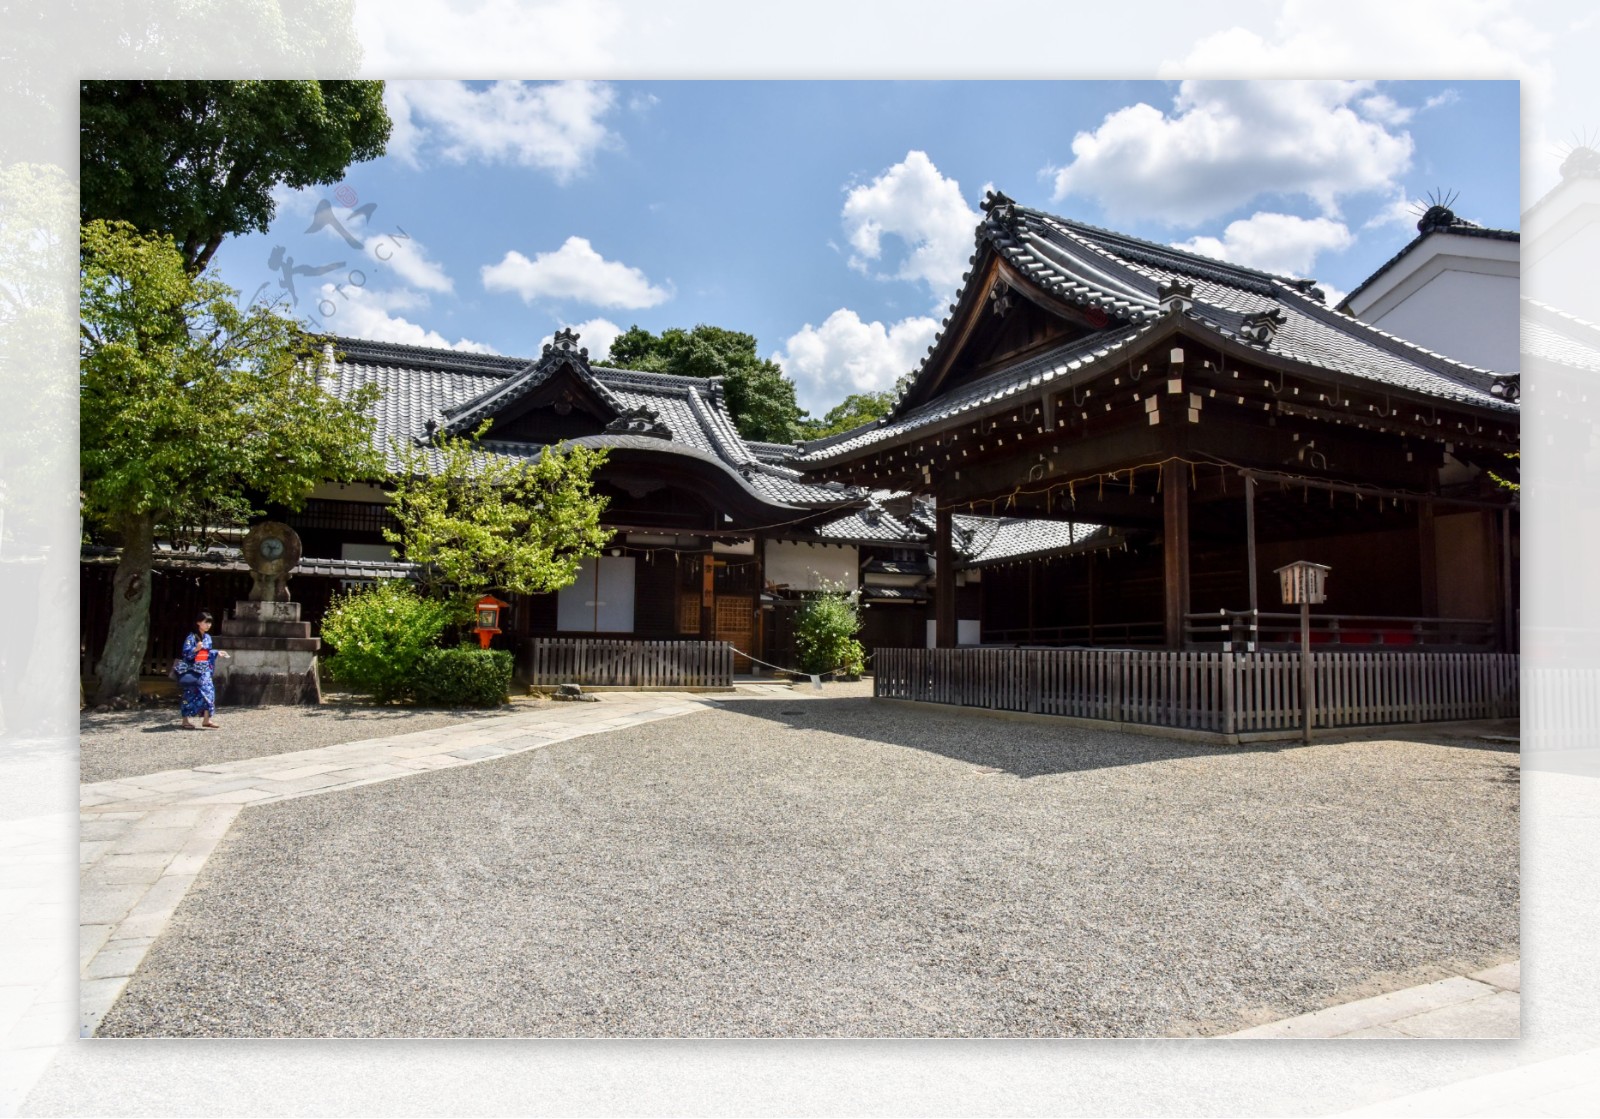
[81,682,1517,1038]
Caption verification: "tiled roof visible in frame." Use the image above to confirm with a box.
[811,502,921,544]
[1009,205,1516,407]
[323,335,870,515]
[797,323,1154,463]
[745,440,804,464]
[863,559,932,576]
[436,332,625,437]
[82,544,420,581]
[954,515,1115,567]
[1523,299,1600,372]
[799,196,1517,465]
[861,586,927,602]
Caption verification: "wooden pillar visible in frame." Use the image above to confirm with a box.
[752,536,767,671]
[1245,474,1259,616]
[1026,561,1036,645]
[935,504,956,648]
[1417,502,1439,618]
[1087,549,1097,646]
[1500,508,1516,653]
[700,553,716,640]
[1163,460,1190,649]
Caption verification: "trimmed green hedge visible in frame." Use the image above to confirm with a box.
[410,645,514,708]
[320,582,452,703]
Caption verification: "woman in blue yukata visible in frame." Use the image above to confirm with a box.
[178,611,230,730]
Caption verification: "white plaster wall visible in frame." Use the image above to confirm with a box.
[1364,268,1521,373]
[764,541,858,590]
[925,620,982,647]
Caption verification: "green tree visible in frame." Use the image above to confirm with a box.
[607,323,808,443]
[385,422,613,600]
[80,220,382,703]
[80,79,390,272]
[799,390,896,439]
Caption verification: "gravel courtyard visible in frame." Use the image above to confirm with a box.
[80,696,545,784]
[95,689,1519,1038]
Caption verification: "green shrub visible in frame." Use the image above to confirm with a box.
[793,585,866,677]
[319,581,451,702]
[410,645,514,707]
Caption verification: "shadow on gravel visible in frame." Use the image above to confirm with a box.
[709,695,1519,779]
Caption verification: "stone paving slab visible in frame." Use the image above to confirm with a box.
[76,692,709,1036]
[1223,969,1520,1039]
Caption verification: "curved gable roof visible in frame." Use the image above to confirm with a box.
[882,192,1516,428]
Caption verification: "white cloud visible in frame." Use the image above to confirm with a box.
[773,309,939,416]
[1424,89,1462,111]
[365,233,453,293]
[540,317,623,361]
[1357,93,1413,126]
[1048,80,1414,225]
[841,151,980,306]
[1364,188,1428,230]
[384,80,619,180]
[1172,212,1353,278]
[481,237,670,309]
[312,284,494,353]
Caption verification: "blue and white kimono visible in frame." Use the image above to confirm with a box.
[178,632,218,718]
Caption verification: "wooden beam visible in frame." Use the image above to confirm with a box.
[935,504,956,648]
[1163,460,1190,649]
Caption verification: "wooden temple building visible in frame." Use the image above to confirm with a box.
[83,196,1521,727]
[793,192,1521,657]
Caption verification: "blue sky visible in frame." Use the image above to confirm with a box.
[210,79,1521,418]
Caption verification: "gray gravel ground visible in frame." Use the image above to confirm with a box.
[96,688,1519,1037]
[80,696,543,784]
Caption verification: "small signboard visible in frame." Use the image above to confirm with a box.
[1275,560,1330,606]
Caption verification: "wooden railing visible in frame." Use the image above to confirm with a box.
[874,647,1519,734]
[1185,610,1498,651]
[524,637,734,688]
[977,620,1166,648]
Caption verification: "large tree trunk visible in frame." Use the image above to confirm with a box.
[93,513,155,705]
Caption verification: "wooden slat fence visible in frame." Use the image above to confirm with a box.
[874,648,1519,734]
[525,638,733,688]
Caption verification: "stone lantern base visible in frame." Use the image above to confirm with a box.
[216,601,322,705]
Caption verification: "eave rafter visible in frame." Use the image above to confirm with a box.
[803,322,1518,507]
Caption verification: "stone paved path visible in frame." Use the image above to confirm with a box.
[76,692,707,1036]
[1223,961,1520,1038]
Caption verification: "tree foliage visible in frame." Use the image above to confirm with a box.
[80,219,383,702]
[799,390,896,439]
[80,220,381,532]
[80,79,390,272]
[385,422,612,598]
[607,323,808,443]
